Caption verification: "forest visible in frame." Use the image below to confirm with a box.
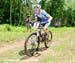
[0,0,75,26]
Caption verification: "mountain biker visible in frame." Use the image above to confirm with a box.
[26,15,32,32]
[26,15,32,24]
[33,4,53,35]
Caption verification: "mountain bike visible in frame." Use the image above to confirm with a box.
[24,22,52,56]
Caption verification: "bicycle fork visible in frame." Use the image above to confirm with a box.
[36,29,41,51]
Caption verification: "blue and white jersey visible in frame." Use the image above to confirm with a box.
[35,10,50,23]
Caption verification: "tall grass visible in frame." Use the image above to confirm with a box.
[0,24,28,44]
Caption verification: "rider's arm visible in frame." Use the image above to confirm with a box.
[34,14,38,21]
[35,17,37,22]
[42,10,53,21]
[47,15,53,21]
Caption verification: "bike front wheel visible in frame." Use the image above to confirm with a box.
[24,33,38,57]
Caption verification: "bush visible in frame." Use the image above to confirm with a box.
[5,24,11,31]
[0,24,12,31]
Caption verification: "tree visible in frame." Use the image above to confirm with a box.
[0,0,75,26]
[10,0,12,25]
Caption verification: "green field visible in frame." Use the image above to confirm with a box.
[41,27,75,63]
[0,24,74,44]
[0,24,28,44]
[0,24,75,63]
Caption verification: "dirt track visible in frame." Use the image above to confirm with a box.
[0,30,74,63]
[0,38,25,56]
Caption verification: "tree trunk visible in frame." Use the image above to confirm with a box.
[10,0,12,25]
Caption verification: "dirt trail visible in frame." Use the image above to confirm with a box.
[0,38,25,56]
[17,37,70,63]
[0,30,72,55]
[17,31,73,63]
[0,30,73,63]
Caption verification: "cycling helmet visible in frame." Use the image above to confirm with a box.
[33,4,41,9]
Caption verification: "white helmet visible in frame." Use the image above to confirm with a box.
[32,4,41,9]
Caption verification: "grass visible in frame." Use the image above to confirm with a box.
[0,24,75,63]
[0,24,29,45]
[0,47,24,59]
[0,24,74,45]
[40,28,75,63]
[0,24,75,44]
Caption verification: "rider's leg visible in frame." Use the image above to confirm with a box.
[43,20,51,35]
[43,21,51,48]
[26,24,28,32]
[43,25,49,48]
[43,26,48,35]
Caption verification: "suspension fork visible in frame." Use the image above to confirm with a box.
[36,29,41,51]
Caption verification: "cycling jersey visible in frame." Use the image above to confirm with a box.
[35,10,51,27]
[35,10,50,22]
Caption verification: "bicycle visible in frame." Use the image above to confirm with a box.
[24,22,52,56]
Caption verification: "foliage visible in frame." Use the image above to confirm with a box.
[0,0,75,26]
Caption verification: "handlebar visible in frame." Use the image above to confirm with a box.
[29,21,48,29]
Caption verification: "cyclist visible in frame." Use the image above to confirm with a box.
[26,15,32,32]
[26,15,31,24]
[33,4,53,35]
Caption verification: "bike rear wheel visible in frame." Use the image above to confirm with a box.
[48,31,52,41]
[45,31,52,48]
[24,33,38,56]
